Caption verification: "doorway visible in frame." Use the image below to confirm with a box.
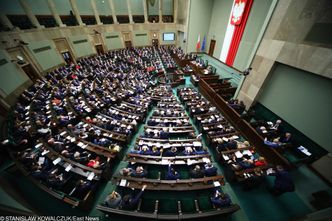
[152,39,159,46]
[61,51,74,64]
[208,40,216,56]
[125,41,132,48]
[21,63,40,82]
[95,44,104,55]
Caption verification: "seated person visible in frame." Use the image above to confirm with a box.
[166,164,180,180]
[254,156,267,167]
[129,146,141,154]
[72,180,93,198]
[238,155,254,169]
[86,156,101,169]
[151,146,161,156]
[238,140,250,149]
[121,185,147,210]
[47,171,67,189]
[140,146,153,155]
[104,191,122,208]
[211,190,232,208]
[183,146,194,155]
[31,162,49,180]
[204,163,217,177]
[190,165,204,178]
[271,119,282,131]
[193,147,208,155]
[131,166,148,178]
[163,146,177,156]
[279,132,292,144]
[264,137,283,148]
[73,151,89,164]
[216,140,227,153]
[120,167,134,176]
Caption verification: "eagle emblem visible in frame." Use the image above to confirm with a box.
[231,1,246,25]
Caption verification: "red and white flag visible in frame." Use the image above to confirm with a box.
[196,34,201,52]
[220,0,253,66]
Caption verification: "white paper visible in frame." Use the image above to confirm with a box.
[53,157,61,165]
[202,157,211,163]
[243,150,252,156]
[232,135,239,140]
[235,151,243,158]
[87,172,95,181]
[213,181,221,187]
[65,164,72,172]
[193,141,202,147]
[266,168,274,175]
[222,154,229,161]
[41,150,49,156]
[119,179,127,187]
[60,131,67,136]
[35,143,43,148]
[222,137,229,142]
[38,157,45,165]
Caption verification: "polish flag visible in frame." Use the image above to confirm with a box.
[219,0,253,66]
[196,34,201,52]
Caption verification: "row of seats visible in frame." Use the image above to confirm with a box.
[6,46,166,208]
[98,84,240,218]
[178,87,269,182]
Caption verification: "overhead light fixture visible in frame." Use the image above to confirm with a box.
[11,55,26,65]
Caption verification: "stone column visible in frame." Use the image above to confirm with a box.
[143,0,148,23]
[0,14,15,30]
[19,0,43,29]
[173,0,178,23]
[47,0,65,27]
[108,0,118,24]
[127,0,134,24]
[69,0,84,26]
[91,0,102,25]
[159,0,163,23]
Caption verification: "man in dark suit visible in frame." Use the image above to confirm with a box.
[190,165,204,178]
[204,163,217,177]
[120,185,147,210]
[166,164,180,180]
[269,165,295,196]
[211,190,232,208]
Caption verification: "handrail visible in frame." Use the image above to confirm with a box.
[96,203,240,220]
